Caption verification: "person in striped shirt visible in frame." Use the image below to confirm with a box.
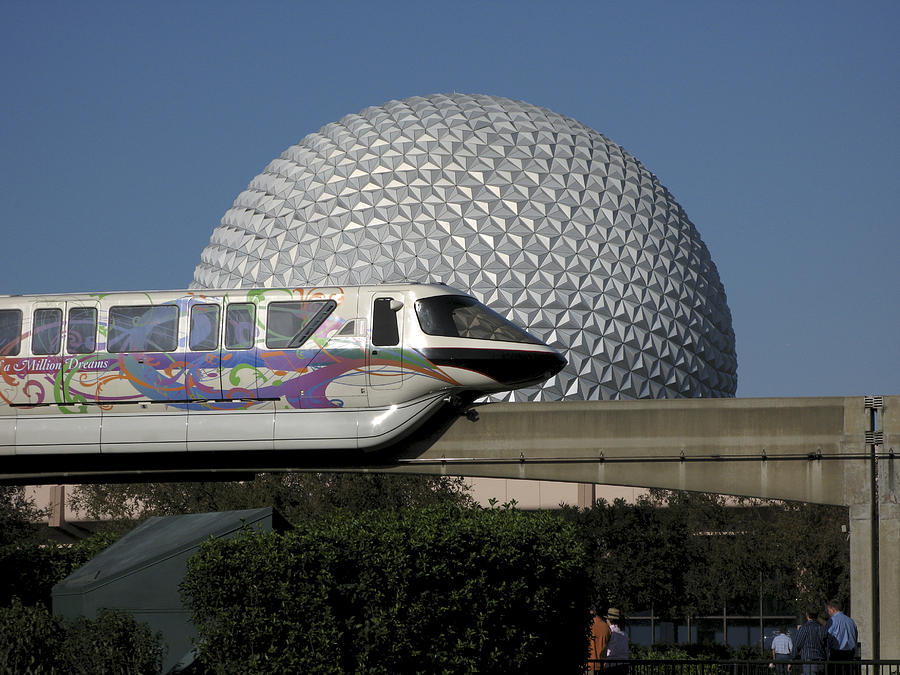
[791,608,828,675]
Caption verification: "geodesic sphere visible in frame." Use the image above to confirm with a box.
[193,93,737,400]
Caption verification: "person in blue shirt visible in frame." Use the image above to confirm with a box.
[791,608,828,675]
[771,626,793,675]
[825,599,858,674]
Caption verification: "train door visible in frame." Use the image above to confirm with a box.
[15,299,103,455]
[366,293,405,394]
[60,299,101,406]
[294,292,367,409]
[20,300,67,405]
[0,303,26,409]
[187,296,269,452]
[219,299,259,400]
[186,300,224,401]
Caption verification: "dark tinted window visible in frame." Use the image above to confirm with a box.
[266,300,336,348]
[67,307,97,354]
[108,305,179,353]
[336,319,357,336]
[225,303,255,350]
[33,308,63,355]
[415,295,542,344]
[372,298,400,346]
[0,309,22,356]
[190,304,220,351]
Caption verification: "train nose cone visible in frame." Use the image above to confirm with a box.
[548,349,567,378]
[507,349,567,388]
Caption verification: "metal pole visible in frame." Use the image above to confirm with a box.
[759,571,764,656]
[723,602,727,647]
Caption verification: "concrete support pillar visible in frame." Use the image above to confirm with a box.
[848,397,900,659]
[878,499,899,657]
[577,483,596,509]
[849,502,874,657]
[48,484,65,528]
[879,399,899,657]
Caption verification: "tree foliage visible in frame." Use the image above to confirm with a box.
[0,485,45,547]
[562,490,850,620]
[69,472,473,529]
[560,495,696,617]
[0,485,119,609]
[182,504,592,674]
[658,490,850,615]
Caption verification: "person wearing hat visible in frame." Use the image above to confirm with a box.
[605,608,629,675]
[587,606,610,672]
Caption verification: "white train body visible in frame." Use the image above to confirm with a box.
[0,284,565,455]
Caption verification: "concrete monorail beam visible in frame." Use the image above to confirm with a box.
[383,396,861,505]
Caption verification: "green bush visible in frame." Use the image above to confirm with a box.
[632,643,734,660]
[0,598,66,674]
[183,504,592,674]
[62,609,165,675]
[0,532,119,607]
[0,599,163,674]
[628,645,733,675]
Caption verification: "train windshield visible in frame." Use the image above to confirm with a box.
[415,295,542,345]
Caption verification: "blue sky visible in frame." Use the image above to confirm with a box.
[1,1,897,398]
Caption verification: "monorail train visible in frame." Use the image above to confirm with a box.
[0,284,565,455]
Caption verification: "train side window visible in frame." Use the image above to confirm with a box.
[266,300,337,348]
[225,303,255,350]
[67,307,97,354]
[190,304,220,351]
[372,298,400,346]
[0,309,23,356]
[335,319,357,337]
[107,305,179,353]
[33,308,63,355]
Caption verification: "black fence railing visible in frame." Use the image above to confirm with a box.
[587,660,900,675]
